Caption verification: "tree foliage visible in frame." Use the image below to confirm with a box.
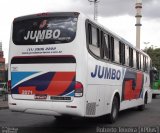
[144,47,160,70]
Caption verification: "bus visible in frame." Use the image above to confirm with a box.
[152,70,160,98]
[8,12,152,123]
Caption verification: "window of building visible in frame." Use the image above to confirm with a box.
[0,63,4,69]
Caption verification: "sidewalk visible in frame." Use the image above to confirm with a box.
[0,98,8,110]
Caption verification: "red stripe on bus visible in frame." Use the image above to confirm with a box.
[18,72,75,96]
[123,72,143,100]
[46,72,75,95]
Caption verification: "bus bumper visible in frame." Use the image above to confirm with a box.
[8,95,85,117]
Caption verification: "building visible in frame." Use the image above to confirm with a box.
[0,42,5,82]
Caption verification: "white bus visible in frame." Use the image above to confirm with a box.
[8,12,152,123]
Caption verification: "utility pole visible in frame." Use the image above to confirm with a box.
[88,0,100,20]
[135,0,142,49]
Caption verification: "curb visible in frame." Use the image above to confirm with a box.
[0,106,8,110]
[0,99,9,110]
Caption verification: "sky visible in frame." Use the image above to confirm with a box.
[0,0,160,61]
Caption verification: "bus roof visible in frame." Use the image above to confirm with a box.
[13,12,80,22]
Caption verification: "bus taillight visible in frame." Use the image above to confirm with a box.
[75,82,83,97]
[7,80,11,94]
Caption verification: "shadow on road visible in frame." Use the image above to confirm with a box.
[2,98,160,133]
[17,107,147,133]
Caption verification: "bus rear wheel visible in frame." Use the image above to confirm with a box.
[107,96,119,124]
[152,94,156,99]
[138,93,147,111]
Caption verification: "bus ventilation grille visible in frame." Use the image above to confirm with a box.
[86,102,96,115]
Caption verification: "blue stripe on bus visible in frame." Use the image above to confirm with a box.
[11,72,38,87]
[65,90,74,96]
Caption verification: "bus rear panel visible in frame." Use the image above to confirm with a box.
[9,12,86,117]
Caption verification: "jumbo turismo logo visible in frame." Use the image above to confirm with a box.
[91,65,121,80]
[24,29,61,40]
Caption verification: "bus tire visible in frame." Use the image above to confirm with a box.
[107,96,119,124]
[152,94,156,99]
[138,93,147,111]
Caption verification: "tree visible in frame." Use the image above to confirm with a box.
[144,47,160,70]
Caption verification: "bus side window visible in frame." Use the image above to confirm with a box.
[144,56,147,72]
[91,26,98,46]
[119,42,125,65]
[129,47,133,67]
[150,59,152,70]
[143,56,145,72]
[147,58,150,72]
[104,34,109,59]
[114,39,119,63]
[125,45,129,66]
[133,50,137,68]
[88,23,92,44]
[108,36,114,61]
[139,53,141,70]
[108,36,111,60]
[100,31,104,59]
[141,54,144,71]
[136,51,140,69]
[146,57,148,72]
[88,24,100,57]
[101,32,109,60]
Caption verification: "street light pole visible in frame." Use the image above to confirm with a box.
[88,0,100,20]
[135,0,142,49]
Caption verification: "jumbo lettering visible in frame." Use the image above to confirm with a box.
[24,29,61,40]
[91,65,121,80]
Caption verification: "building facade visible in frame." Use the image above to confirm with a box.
[0,42,5,82]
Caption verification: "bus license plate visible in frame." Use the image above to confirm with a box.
[35,94,47,100]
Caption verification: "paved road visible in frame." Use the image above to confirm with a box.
[0,96,160,133]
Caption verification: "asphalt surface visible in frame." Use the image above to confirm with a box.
[0,96,160,133]
[0,101,8,110]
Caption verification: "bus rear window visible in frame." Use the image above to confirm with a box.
[13,16,78,45]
